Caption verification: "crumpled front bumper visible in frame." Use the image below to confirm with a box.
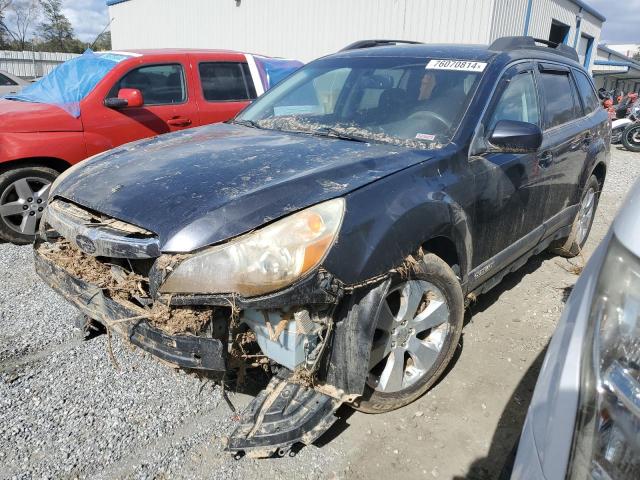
[34,246,226,372]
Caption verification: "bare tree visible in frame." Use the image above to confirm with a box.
[0,0,40,51]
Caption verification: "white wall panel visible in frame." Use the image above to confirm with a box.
[0,50,77,78]
[109,0,602,67]
[110,0,495,62]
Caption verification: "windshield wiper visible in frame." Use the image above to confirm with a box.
[229,119,261,129]
[313,127,368,143]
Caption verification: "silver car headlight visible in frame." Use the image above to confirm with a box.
[568,236,640,479]
[160,198,345,297]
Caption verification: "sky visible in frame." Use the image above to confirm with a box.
[52,0,640,47]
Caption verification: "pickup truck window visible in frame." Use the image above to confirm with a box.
[539,71,582,129]
[573,70,600,114]
[0,73,17,86]
[198,62,255,101]
[109,64,186,106]
[488,71,540,130]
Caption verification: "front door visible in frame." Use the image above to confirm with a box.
[83,60,199,155]
[469,63,545,272]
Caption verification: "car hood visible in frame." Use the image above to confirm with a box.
[53,123,433,252]
[0,99,83,132]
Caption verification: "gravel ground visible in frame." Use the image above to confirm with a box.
[1,147,638,480]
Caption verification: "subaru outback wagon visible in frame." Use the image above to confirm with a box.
[35,36,609,457]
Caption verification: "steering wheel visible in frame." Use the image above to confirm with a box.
[406,110,451,134]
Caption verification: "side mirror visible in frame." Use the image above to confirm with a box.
[488,120,542,153]
[104,88,144,109]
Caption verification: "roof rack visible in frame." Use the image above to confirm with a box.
[489,36,579,62]
[340,39,424,51]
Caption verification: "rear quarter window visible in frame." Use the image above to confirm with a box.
[198,62,255,102]
[539,71,582,129]
[573,70,600,114]
[0,73,17,86]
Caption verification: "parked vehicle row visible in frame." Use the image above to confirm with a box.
[32,36,610,457]
[0,49,302,243]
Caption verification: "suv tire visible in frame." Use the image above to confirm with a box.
[355,253,464,413]
[0,166,58,244]
[549,175,600,258]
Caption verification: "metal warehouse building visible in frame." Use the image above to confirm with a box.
[593,44,640,94]
[107,0,604,69]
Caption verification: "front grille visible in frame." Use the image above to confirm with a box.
[43,199,161,259]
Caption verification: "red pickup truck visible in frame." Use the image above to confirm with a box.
[0,49,301,243]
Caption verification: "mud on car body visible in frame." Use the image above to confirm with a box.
[34,37,609,457]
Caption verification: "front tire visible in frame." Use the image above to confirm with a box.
[0,166,58,244]
[622,124,640,152]
[356,253,464,413]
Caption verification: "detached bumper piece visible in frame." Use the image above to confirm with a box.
[34,249,226,372]
[226,370,342,458]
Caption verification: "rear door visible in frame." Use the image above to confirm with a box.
[82,57,198,155]
[191,55,256,125]
[534,63,588,224]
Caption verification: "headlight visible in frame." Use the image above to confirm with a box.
[160,198,345,297]
[568,237,640,479]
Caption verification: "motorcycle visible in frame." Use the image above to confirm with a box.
[611,93,639,144]
[621,115,640,152]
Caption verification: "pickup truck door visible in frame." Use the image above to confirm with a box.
[190,54,256,126]
[468,63,545,276]
[82,58,199,155]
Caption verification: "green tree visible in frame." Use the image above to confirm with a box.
[0,0,10,48]
[1,0,40,51]
[37,0,74,52]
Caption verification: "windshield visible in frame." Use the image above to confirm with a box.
[4,50,132,118]
[237,56,484,148]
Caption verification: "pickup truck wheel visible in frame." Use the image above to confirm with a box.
[548,175,600,258]
[0,166,58,244]
[356,253,464,413]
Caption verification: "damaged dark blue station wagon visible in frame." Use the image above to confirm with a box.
[35,37,609,457]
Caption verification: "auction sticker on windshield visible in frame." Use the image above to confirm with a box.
[426,59,487,72]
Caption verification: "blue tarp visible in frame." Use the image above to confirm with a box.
[5,50,130,118]
[254,56,304,91]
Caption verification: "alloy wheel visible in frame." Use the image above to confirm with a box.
[367,280,450,393]
[575,187,596,246]
[0,177,52,236]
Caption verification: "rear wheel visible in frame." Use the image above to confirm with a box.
[0,166,58,244]
[622,124,640,152]
[356,253,464,413]
[548,175,600,258]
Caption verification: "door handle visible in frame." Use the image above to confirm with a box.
[538,151,553,169]
[167,116,192,127]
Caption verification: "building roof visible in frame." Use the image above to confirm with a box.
[571,0,606,22]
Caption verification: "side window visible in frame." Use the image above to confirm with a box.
[538,71,582,129]
[109,64,186,106]
[573,70,599,114]
[488,71,540,130]
[198,62,255,102]
[0,73,17,86]
[271,68,351,116]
